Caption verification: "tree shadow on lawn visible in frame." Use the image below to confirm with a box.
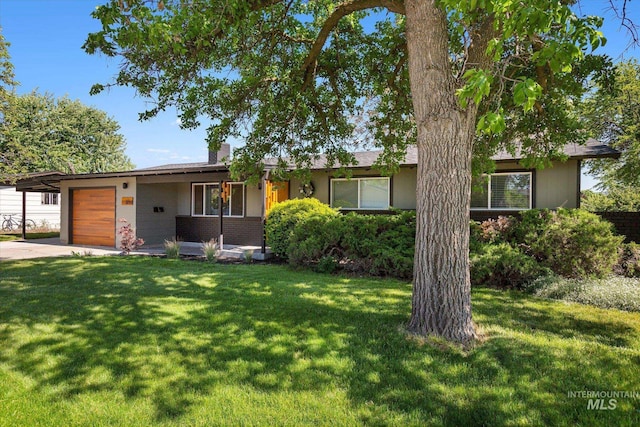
[0,258,638,425]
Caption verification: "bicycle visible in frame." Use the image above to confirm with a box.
[1,214,37,232]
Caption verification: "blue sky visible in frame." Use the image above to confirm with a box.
[1,0,638,188]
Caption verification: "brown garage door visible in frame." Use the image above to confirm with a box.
[71,188,116,246]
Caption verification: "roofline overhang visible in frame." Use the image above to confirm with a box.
[12,141,621,192]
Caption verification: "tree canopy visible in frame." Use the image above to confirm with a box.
[84,0,610,178]
[580,59,640,189]
[1,92,134,177]
[582,186,640,212]
[0,28,133,179]
[0,29,18,122]
[83,0,620,344]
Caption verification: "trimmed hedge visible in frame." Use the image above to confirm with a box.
[289,210,416,278]
[265,198,338,260]
[267,202,626,282]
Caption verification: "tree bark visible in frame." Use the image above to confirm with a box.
[405,0,477,344]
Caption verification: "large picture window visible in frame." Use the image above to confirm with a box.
[471,172,532,210]
[192,182,244,217]
[331,177,390,210]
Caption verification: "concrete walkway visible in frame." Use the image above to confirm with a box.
[0,238,270,261]
[0,238,121,261]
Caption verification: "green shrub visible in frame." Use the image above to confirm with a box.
[287,209,415,278]
[316,255,339,274]
[470,243,550,289]
[469,221,484,253]
[287,215,343,266]
[512,209,624,278]
[265,198,338,259]
[366,211,415,278]
[338,211,415,278]
[617,242,640,278]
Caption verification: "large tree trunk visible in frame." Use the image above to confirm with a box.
[405,0,477,344]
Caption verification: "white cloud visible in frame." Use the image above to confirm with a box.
[146,148,171,154]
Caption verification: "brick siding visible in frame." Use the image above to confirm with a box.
[176,216,264,246]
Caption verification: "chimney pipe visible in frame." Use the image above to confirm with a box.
[208,143,231,164]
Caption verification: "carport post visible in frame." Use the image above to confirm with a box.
[21,191,26,239]
[218,179,224,248]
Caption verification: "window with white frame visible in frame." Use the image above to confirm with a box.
[330,177,390,210]
[41,193,59,205]
[471,172,532,210]
[192,182,244,217]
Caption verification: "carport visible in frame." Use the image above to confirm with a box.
[12,171,65,239]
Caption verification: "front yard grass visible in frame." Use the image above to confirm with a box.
[1,257,639,426]
[0,231,60,241]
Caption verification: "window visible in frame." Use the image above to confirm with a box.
[471,172,532,210]
[41,193,59,205]
[331,177,390,210]
[192,182,244,217]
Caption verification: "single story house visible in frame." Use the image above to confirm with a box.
[15,139,619,249]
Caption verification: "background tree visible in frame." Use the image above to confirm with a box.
[0,29,17,118]
[1,91,133,177]
[579,59,640,189]
[0,28,19,175]
[582,187,640,212]
[84,0,613,344]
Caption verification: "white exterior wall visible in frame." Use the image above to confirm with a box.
[0,186,61,229]
[59,177,136,247]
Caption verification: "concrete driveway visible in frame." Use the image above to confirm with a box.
[0,238,121,261]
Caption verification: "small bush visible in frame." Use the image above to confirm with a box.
[201,239,218,262]
[617,242,640,278]
[265,198,338,259]
[164,238,181,259]
[512,209,624,278]
[118,218,144,254]
[470,243,550,289]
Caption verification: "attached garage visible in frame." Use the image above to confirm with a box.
[70,188,116,246]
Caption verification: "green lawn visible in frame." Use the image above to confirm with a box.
[1,257,639,426]
[0,231,60,241]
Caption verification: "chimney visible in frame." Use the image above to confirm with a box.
[208,143,231,164]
